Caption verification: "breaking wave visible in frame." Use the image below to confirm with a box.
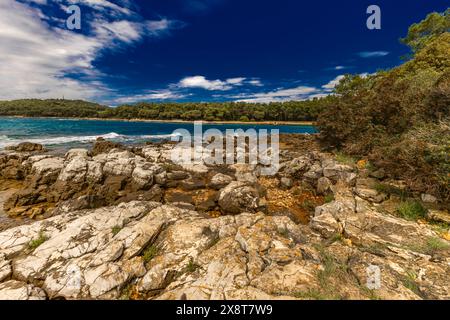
[0,132,180,149]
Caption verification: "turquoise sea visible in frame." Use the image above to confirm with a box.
[0,117,317,151]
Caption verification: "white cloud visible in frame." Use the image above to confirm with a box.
[358,51,389,58]
[0,0,183,101]
[113,90,187,104]
[321,73,370,91]
[95,20,143,43]
[233,73,372,103]
[177,76,263,91]
[178,75,253,91]
[234,86,318,103]
[179,76,231,91]
[248,79,263,86]
[63,0,132,16]
[322,75,346,91]
[225,77,246,85]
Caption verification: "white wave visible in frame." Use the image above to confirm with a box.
[0,132,182,149]
[139,132,182,139]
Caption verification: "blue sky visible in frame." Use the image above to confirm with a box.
[1,0,448,105]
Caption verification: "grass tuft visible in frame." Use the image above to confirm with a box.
[396,201,427,221]
[335,152,356,166]
[142,244,159,263]
[424,237,449,255]
[28,231,48,250]
[185,258,201,273]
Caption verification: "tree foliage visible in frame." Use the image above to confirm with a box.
[318,10,450,199]
[0,97,337,122]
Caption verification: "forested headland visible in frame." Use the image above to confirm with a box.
[0,97,335,122]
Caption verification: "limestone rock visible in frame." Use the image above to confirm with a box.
[317,177,332,195]
[218,182,264,214]
[6,142,45,153]
[421,194,437,204]
[354,178,387,203]
[209,173,234,190]
[0,280,46,300]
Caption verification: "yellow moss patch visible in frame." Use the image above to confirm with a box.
[357,160,368,169]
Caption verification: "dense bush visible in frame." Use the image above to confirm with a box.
[318,10,450,199]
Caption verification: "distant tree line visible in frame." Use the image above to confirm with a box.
[0,97,337,122]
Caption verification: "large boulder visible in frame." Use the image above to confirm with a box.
[132,163,163,190]
[323,162,356,185]
[91,139,125,156]
[6,142,45,153]
[283,156,311,178]
[218,182,265,214]
[209,173,234,190]
[31,157,64,185]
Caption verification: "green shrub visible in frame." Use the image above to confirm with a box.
[324,194,335,203]
[28,231,48,250]
[335,152,356,165]
[317,11,450,200]
[112,225,122,236]
[424,237,450,255]
[396,201,427,220]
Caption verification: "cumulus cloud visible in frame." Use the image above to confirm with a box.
[178,76,258,91]
[358,51,389,58]
[0,0,183,101]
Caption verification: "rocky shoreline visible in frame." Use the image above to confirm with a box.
[0,136,449,300]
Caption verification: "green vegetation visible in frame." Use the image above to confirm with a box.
[424,237,450,255]
[28,231,48,250]
[300,199,316,212]
[277,228,290,239]
[318,10,450,200]
[0,99,107,118]
[142,244,159,263]
[401,271,421,296]
[0,96,336,122]
[330,233,343,243]
[396,201,427,221]
[374,183,409,200]
[185,258,201,273]
[335,152,357,165]
[112,225,122,236]
[324,194,335,203]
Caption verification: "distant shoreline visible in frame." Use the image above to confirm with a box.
[0,115,315,126]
